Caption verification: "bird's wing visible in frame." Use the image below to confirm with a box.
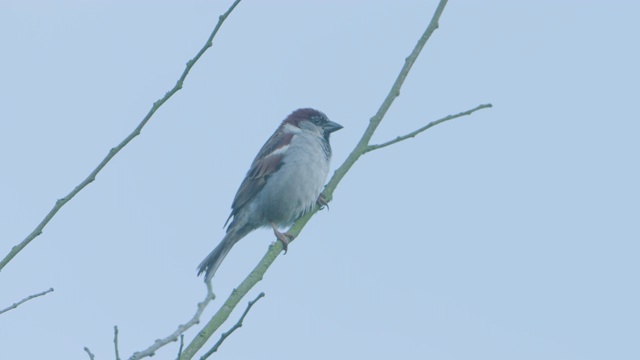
[225,131,294,227]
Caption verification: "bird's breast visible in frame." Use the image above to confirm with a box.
[257,134,331,226]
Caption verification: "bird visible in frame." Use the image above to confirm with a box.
[198,108,343,283]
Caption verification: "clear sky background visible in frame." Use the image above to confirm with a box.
[1,1,639,359]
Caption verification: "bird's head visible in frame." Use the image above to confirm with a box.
[282,108,343,140]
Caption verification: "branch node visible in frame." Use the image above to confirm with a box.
[0,287,55,316]
[366,103,492,153]
[200,292,266,360]
[0,0,243,276]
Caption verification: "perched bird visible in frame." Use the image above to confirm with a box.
[198,108,343,283]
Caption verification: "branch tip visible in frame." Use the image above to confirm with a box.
[366,103,492,153]
[0,288,55,316]
[84,347,95,360]
[180,2,458,358]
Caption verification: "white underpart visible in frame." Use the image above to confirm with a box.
[249,123,330,227]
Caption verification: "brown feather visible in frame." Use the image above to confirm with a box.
[224,131,294,227]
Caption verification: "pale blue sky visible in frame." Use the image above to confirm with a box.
[1,1,639,359]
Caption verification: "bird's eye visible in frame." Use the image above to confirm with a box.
[311,116,321,125]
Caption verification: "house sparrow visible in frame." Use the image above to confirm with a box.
[198,108,343,283]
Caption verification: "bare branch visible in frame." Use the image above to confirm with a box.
[0,0,243,274]
[319,0,450,204]
[176,335,185,360]
[200,292,265,360]
[365,103,493,153]
[128,283,215,360]
[114,326,121,360]
[0,288,54,316]
[84,347,96,360]
[180,247,278,359]
[180,1,470,358]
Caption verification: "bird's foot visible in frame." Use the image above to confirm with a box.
[271,223,295,254]
[317,194,329,210]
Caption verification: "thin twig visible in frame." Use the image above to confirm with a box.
[114,326,121,360]
[177,335,185,360]
[84,347,96,360]
[200,292,265,360]
[180,249,277,359]
[0,0,242,274]
[319,0,450,203]
[365,103,493,153]
[0,288,54,315]
[180,1,460,358]
[128,283,215,360]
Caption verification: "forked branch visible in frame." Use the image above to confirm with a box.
[128,283,215,360]
[180,0,494,358]
[365,103,493,153]
[200,292,265,360]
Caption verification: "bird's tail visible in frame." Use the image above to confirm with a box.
[197,225,249,283]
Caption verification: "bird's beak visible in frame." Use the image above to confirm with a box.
[324,120,343,133]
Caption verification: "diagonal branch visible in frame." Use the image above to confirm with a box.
[0,288,54,316]
[180,0,468,358]
[181,254,276,359]
[0,0,243,274]
[200,292,265,360]
[128,283,216,360]
[319,0,450,203]
[365,103,493,153]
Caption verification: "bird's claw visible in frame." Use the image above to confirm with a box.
[317,194,329,211]
[275,231,294,254]
[271,223,295,254]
